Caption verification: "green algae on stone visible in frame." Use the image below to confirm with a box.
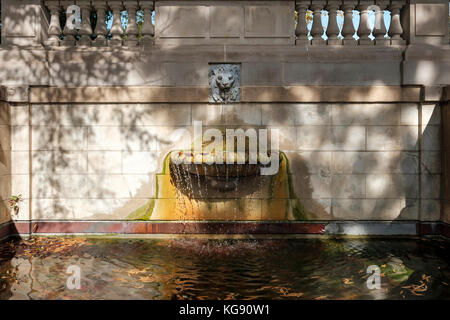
[161,152,172,175]
[127,199,155,220]
[276,153,306,220]
[284,154,298,199]
[292,200,309,220]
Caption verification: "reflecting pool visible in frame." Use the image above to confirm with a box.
[0,237,449,300]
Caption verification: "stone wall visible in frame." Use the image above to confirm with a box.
[7,99,438,222]
[0,100,11,224]
[442,88,450,224]
[0,0,448,235]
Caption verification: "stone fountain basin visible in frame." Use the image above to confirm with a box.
[180,162,260,177]
[170,151,272,177]
[169,151,280,192]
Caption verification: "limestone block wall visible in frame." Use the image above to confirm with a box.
[14,101,441,222]
[0,0,447,227]
[442,90,450,224]
[8,104,30,221]
[0,101,11,224]
[420,102,442,221]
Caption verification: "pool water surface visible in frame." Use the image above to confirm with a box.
[0,237,449,300]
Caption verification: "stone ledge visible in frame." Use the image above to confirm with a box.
[242,86,422,102]
[8,221,326,235]
[1,220,449,239]
[30,86,422,103]
[404,44,450,61]
[0,44,407,64]
[30,86,209,103]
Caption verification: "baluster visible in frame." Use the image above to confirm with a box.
[93,1,108,46]
[358,0,374,45]
[311,0,326,45]
[342,0,358,45]
[389,0,405,45]
[61,0,77,46]
[374,0,389,45]
[327,0,342,45]
[78,0,93,46]
[124,1,139,46]
[45,0,62,46]
[108,0,124,46]
[295,0,311,45]
[140,1,155,45]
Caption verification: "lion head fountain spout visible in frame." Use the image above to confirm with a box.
[209,64,241,103]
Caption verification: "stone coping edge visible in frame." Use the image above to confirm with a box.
[1,221,449,241]
[29,86,422,103]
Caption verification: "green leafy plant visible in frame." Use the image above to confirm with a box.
[8,194,22,216]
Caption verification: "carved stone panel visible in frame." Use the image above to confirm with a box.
[244,5,292,37]
[209,64,241,103]
[0,86,29,102]
[415,4,447,36]
[210,6,242,38]
[157,5,208,38]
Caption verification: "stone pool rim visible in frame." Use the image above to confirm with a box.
[1,220,449,242]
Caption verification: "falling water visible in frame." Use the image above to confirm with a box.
[171,159,188,225]
[158,148,286,225]
[194,163,203,199]
[201,162,208,198]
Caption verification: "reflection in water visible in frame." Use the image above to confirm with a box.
[0,237,449,300]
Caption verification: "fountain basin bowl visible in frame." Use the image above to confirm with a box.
[169,151,274,177]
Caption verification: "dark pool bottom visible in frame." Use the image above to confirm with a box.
[0,237,450,300]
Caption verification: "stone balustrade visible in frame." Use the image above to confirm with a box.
[42,0,407,47]
[1,0,447,47]
[44,0,155,47]
[295,0,406,45]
